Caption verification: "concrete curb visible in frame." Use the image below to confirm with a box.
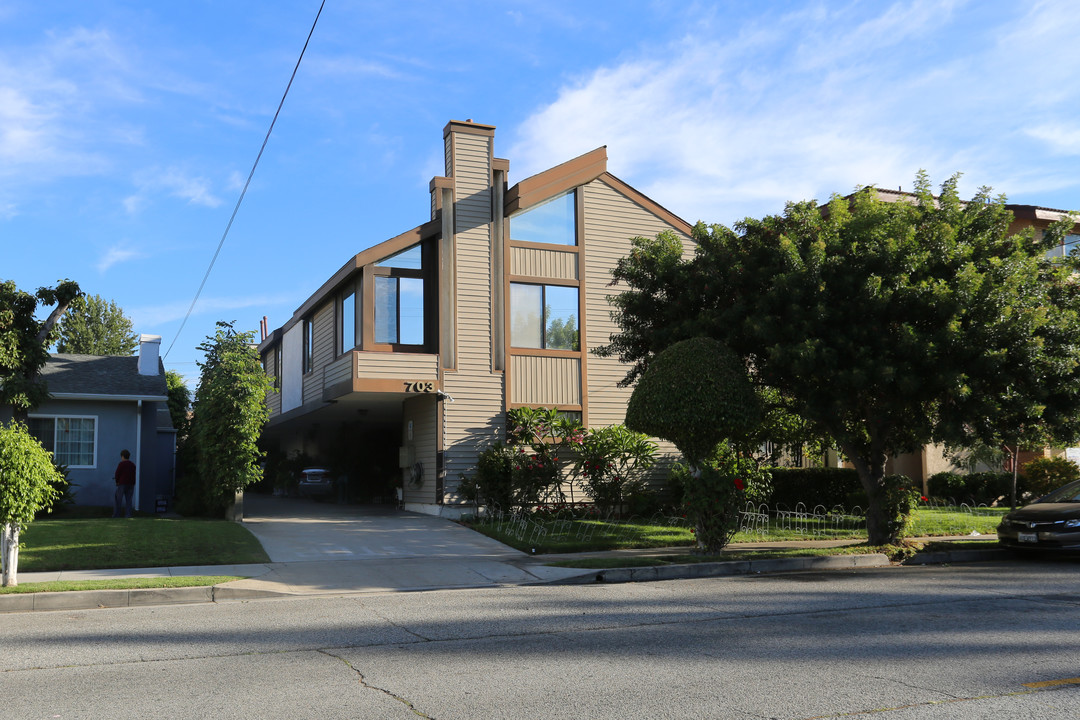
[556,552,894,585]
[902,547,1012,565]
[0,549,1008,614]
[0,585,215,613]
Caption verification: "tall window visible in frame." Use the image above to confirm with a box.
[373,244,425,346]
[510,283,579,350]
[302,319,313,374]
[28,416,96,468]
[1045,233,1080,260]
[510,192,576,245]
[339,288,356,354]
[274,344,282,389]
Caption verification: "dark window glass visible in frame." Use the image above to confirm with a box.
[303,320,313,373]
[340,290,355,352]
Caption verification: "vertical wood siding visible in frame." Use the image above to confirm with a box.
[442,131,505,494]
[302,301,335,405]
[510,247,579,280]
[510,355,581,405]
[582,178,690,462]
[402,394,438,504]
[264,350,282,417]
[322,353,352,387]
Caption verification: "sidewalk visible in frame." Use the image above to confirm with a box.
[1,536,1008,614]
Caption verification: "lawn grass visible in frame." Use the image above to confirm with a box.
[0,576,242,595]
[465,507,1007,555]
[19,515,270,572]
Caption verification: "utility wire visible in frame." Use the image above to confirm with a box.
[164,0,326,358]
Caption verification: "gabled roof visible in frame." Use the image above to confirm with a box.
[40,354,168,401]
[504,146,694,236]
[264,218,442,346]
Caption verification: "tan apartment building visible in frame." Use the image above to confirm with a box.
[258,120,692,516]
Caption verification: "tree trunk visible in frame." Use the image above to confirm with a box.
[844,445,895,546]
[1,522,19,587]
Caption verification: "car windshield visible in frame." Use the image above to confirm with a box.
[1036,480,1080,504]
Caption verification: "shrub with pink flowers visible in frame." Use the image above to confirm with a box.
[676,441,767,553]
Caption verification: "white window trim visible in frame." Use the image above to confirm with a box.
[27,414,99,469]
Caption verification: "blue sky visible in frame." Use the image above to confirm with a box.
[3,1,1079,385]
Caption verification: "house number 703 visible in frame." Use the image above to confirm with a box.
[404,381,435,393]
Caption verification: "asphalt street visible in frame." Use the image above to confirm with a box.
[3,560,1080,719]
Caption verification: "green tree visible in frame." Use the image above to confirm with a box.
[600,173,1080,545]
[188,322,272,515]
[165,370,192,439]
[55,294,138,355]
[0,279,82,420]
[624,337,764,552]
[0,421,63,586]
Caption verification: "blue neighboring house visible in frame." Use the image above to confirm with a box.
[1,335,177,513]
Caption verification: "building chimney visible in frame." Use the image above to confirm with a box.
[138,334,162,376]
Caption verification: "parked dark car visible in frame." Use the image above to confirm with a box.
[997,479,1080,550]
[296,468,334,499]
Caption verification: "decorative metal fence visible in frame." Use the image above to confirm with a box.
[477,498,1005,547]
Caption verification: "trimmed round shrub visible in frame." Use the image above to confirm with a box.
[1023,456,1080,499]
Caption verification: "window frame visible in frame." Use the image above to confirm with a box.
[508,190,578,247]
[509,281,580,352]
[338,285,357,356]
[28,414,98,469]
[302,318,313,374]
[369,243,428,351]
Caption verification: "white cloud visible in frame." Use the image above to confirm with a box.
[508,1,1080,224]
[96,245,143,273]
[1025,124,1080,155]
[125,167,223,213]
[0,27,134,178]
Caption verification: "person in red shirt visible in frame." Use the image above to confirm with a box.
[112,449,136,518]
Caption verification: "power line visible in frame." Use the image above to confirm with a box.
[164,0,326,359]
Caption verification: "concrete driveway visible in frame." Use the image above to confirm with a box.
[219,493,585,596]
[240,493,519,563]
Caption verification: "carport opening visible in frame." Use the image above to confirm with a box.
[259,421,402,505]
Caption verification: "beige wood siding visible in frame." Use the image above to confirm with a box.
[323,353,352,387]
[443,130,504,495]
[302,301,335,406]
[401,394,438,504]
[510,355,581,406]
[264,350,281,417]
[583,178,691,429]
[356,352,438,380]
[510,247,578,280]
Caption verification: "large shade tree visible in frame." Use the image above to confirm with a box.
[599,174,1080,545]
[55,294,138,355]
[0,279,82,421]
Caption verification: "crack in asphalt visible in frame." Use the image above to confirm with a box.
[319,649,434,719]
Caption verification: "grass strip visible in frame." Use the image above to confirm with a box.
[20,516,270,572]
[0,576,242,595]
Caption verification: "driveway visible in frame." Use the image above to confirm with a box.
[240,493,521,563]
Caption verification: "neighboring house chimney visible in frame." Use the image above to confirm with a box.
[138,334,162,376]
